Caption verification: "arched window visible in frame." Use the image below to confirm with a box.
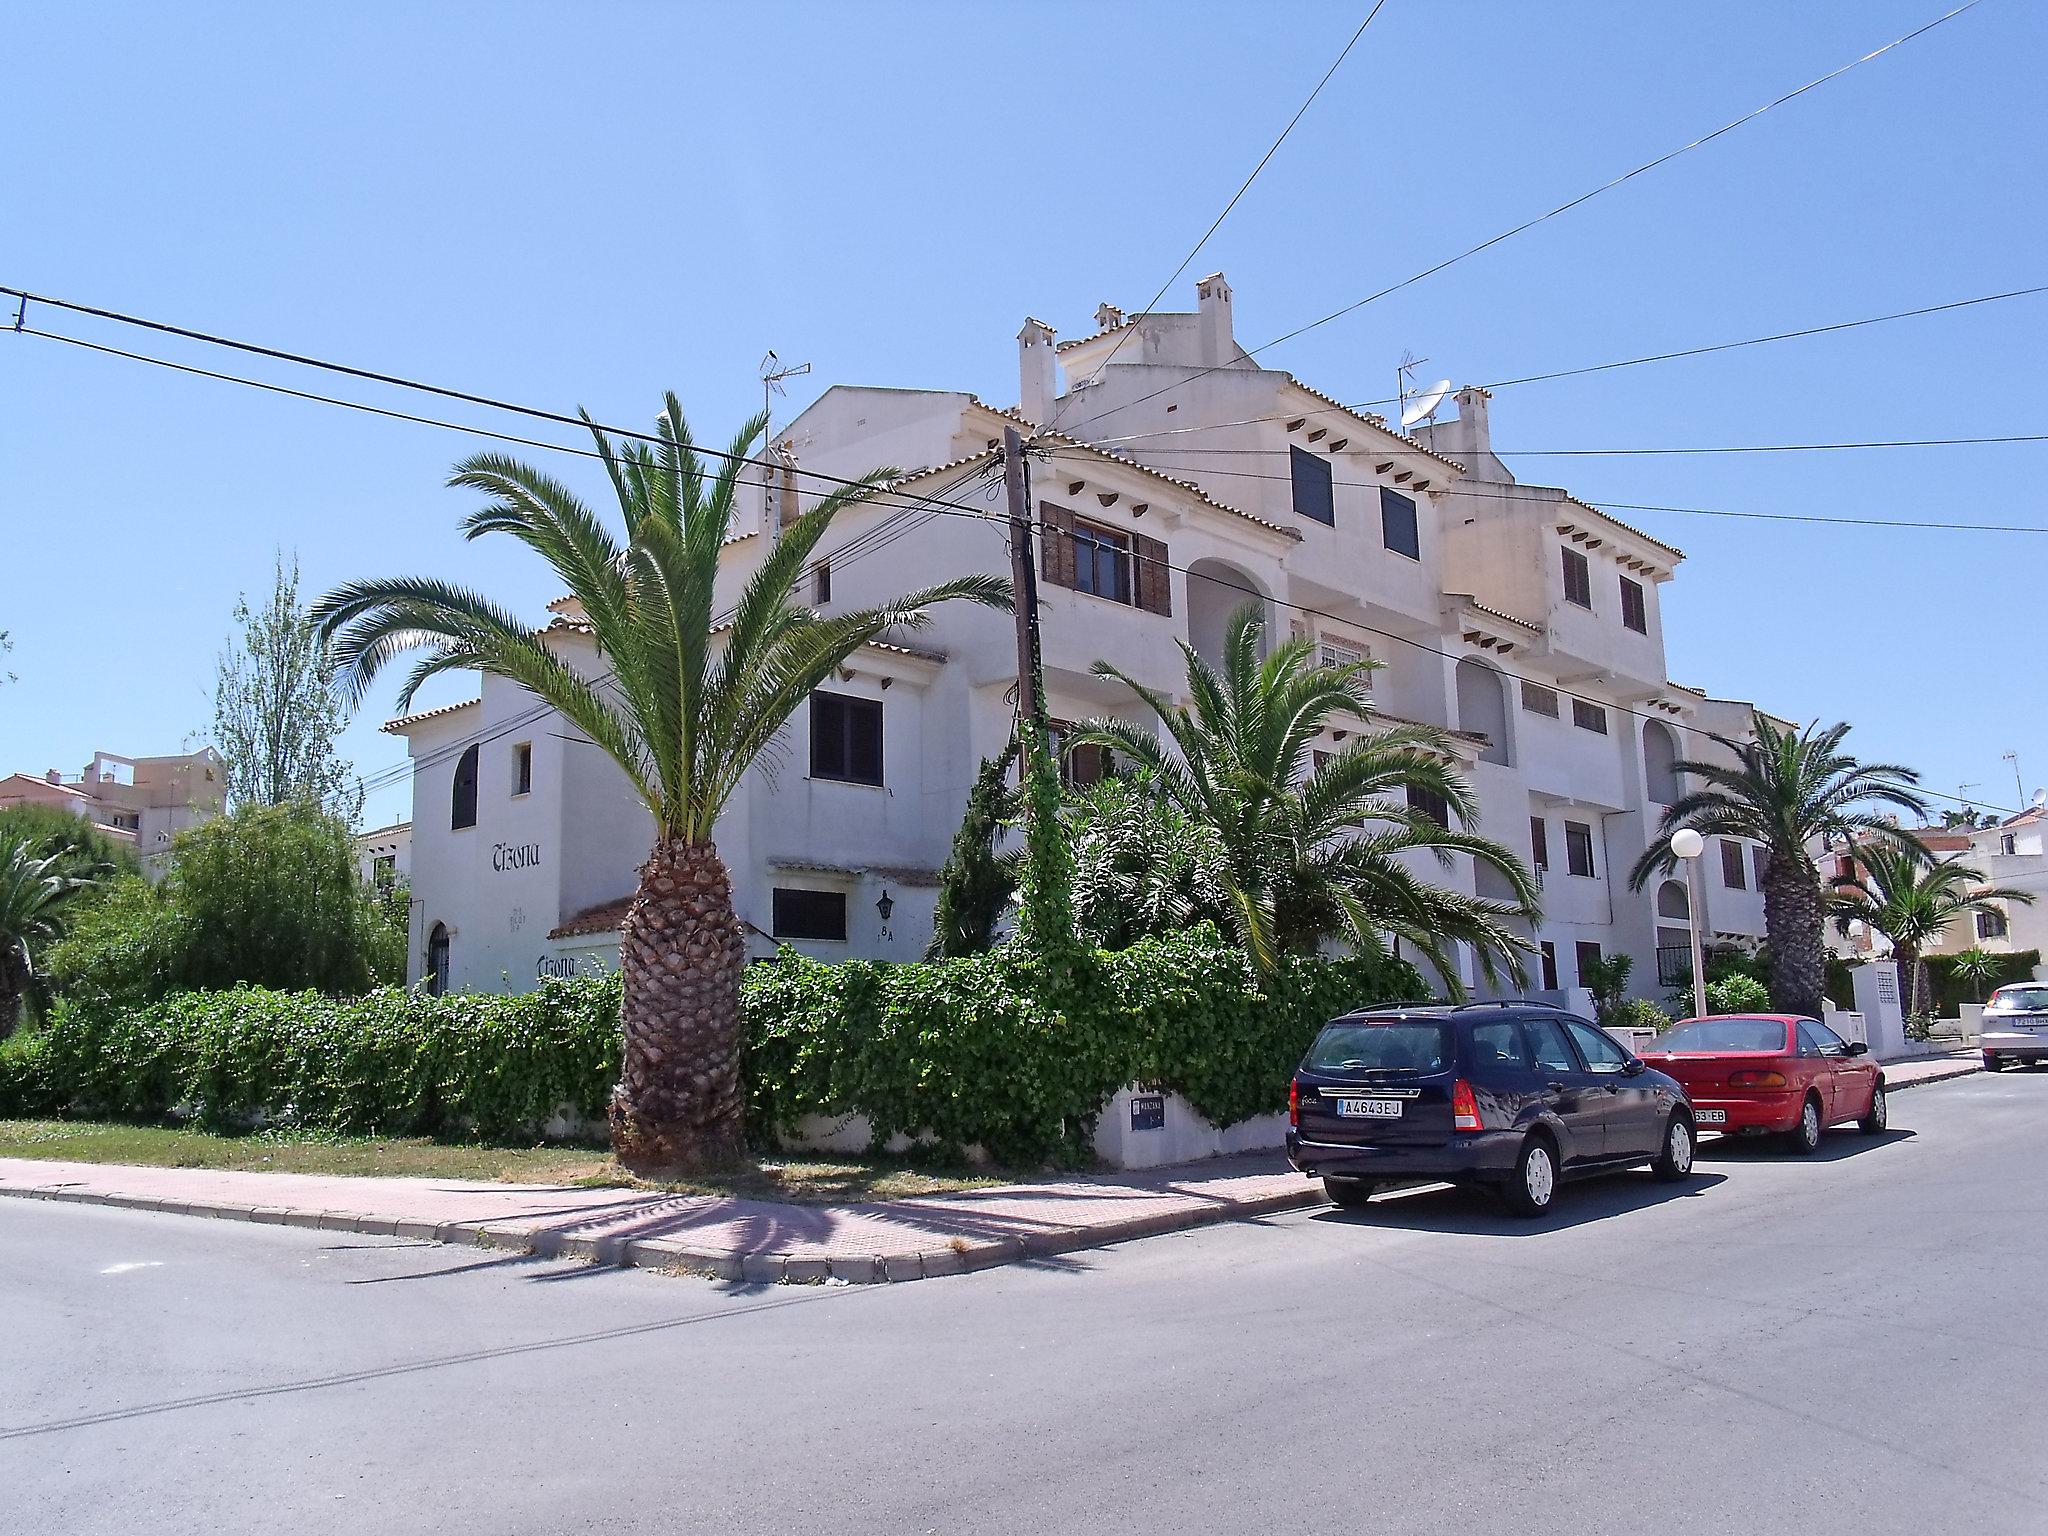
[1644,721,1681,805]
[425,923,450,996]
[1455,658,1510,766]
[1657,879,1690,920]
[450,744,480,830]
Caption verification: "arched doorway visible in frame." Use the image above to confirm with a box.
[1655,880,1690,988]
[1455,657,1510,765]
[1184,558,1271,670]
[425,923,450,996]
[1643,721,1681,805]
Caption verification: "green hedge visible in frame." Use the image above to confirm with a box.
[1924,949,2040,1015]
[4,934,1425,1164]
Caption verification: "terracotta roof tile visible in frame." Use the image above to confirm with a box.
[548,898,632,939]
[380,698,481,734]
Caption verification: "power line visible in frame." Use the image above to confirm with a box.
[1047,3,1385,429]
[1077,2,1986,430]
[1082,282,2048,447]
[1118,431,2048,458]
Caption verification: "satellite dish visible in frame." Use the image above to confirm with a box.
[1400,379,1453,430]
[2032,788,2045,809]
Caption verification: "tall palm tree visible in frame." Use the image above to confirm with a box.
[1630,714,1926,1018]
[1068,606,1539,990]
[1826,845,2033,1019]
[0,836,92,1039]
[314,397,1009,1174]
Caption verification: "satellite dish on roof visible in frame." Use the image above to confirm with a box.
[1400,379,1453,430]
[2033,788,2046,809]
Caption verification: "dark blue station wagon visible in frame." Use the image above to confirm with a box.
[1287,1002,1698,1216]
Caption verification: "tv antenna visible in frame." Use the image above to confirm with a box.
[2004,749,2025,805]
[760,350,812,449]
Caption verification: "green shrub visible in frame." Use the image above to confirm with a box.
[1606,997,1672,1035]
[0,802,140,880]
[1924,949,2039,1015]
[1703,974,1772,1015]
[0,1031,59,1117]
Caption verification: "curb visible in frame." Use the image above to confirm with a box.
[0,1176,1329,1287]
[1885,1061,1981,1091]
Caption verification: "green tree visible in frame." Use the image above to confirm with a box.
[1066,772,1230,951]
[1631,715,1927,1018]
[1949,946,2002,1003]
[0,836,95,1037]
[1579,951,1635,1025]
[1069,606,1538,989]
[1826,846,2033,1019]
[215,553,362,823]
[0,802,140,883]
[313,395,1009,1174]
[926,742,1020,959]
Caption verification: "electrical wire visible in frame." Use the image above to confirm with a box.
[1077,2,1987,430]
[1112,432,2048,458]
[1047,3,1385,430]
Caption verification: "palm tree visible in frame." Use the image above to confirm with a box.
[1950,946,2002,1004]
[1630,714,1926,1018]
[314,397,1009,1174]
[1826,846,2033,1019]
[0,836,93,1038]
[1068,606,1539,990]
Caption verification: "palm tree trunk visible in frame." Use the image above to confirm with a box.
[0,961,21,1042]
[1895,942,1925,1019]
[609,838,749,1175]
[1762,855,1826,1016]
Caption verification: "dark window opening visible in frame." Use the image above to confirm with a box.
[1562,547,1593,608]
[1620,576,1647,634]
[1049,720,1114,790]
[771,888,848,941]
[513,741,532,797]
[814,561,832,604]
[1539,941,1559,991]
[1979,907,2010,939]
[1071,520,1134,604]
[810,691,884,785]
[1530,816,1550,871]
[1290,446,1335,526]
[1379,487,1419,559]
[425,923,450,996]
[1751,845,1768,889]
[1565,820,1595,878]
[1406,783,1450,828]
[1721,840,1747,889]
[1574,940,1604,988]
[451,744,479,831]
[1571,698,1608,734]
[1522,683,1560,718]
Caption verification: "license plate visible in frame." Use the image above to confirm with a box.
[1694,1108,1727,1124]
[1336,1098,1403,1119]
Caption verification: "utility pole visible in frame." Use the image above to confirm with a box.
[1002,425,1047,739]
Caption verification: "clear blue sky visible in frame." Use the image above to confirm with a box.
[3,2,2042,831]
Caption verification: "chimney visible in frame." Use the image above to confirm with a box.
[1196,272,1234,367]
[1093,302,1125,332]
[45,769,59,784]
[762,443,800,542]
[1452,386,1493,459]
[1017,317,1058,427]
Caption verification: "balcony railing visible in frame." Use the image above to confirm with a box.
[1656,945,1691,988]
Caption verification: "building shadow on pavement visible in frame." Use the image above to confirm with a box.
[1310,1169,1727,1237]
[1693,1127,1916,1164]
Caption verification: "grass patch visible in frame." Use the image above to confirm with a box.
[0,1118,1012,1203]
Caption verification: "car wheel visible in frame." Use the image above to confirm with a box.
[1984,1053,2007,1072]
[1502,1134,1559,1217]
[1322,1176,1376,1209]
[1859,1081,1888,1135]
[1652,1113,1695,1181]
[1785,1094,1823,1155]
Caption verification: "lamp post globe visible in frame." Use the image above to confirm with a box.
[1670,828,1705,861]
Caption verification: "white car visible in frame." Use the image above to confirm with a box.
[1981,983,2048,1070]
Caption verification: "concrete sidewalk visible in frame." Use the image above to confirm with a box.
[0,1152,1321,1285]
[0,1054,1980,1286]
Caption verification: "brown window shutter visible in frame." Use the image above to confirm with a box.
[1133,532,1172,616]
[1039,503,1076,589]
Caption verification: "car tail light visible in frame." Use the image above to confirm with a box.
[1451,1078,1482,1131]
[1289,1078,1300,1128]
[1728,1069,1788,1089]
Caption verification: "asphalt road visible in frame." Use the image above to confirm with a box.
[5,1071,2044,1536]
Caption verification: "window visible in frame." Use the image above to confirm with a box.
[512,741,532,797]
[1526,1013,1577,1073]
[1797,1020,1848,1060]
[1562,547,1593,608]
[814,561,832,604]
[1619,576,1647,634]
[1720,839,1747,889]
[1071,520,1134,604]
[1751,846,1768,889]
[1406,784,1450,828]
[771,888,847,941]
[1470,1020,1531,1070]
[1530,816,1550,871]
[451,744,479,831]
[1566,1016,1630,1074]
[810,690,884,785]
[2002,833,2018,856]
[371,854,396,888]
[1979,907,2010,940]
[1379,487,1419,559]
[1049,720,1114,790]
[1571,698,1608,734]
[1564,820,1595,878]
[1539,942,1559,991]
[1522,683,1560,718]
[425,923,450,996]
[1290,446,1334,525]
[1318,636,1372,686]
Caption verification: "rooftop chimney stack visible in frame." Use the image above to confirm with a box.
[1017,317,1058,427]
[1452,386,1493,459]
[1196,272,1234,367]
[1093,302,1125,332]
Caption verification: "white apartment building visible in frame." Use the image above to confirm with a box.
[1915,806,2048,967]
[355,820,412,890]
[388,274,1772,1000]
[0,747,225,874]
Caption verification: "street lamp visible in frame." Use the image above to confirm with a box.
[1670,829,1708,1020]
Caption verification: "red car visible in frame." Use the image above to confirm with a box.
[1639,1013,1887,1153]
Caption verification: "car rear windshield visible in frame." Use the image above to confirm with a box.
[1991,986,2048,1012]
[1304,1021,1452,1075]
[1654,1017,1788,1053]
